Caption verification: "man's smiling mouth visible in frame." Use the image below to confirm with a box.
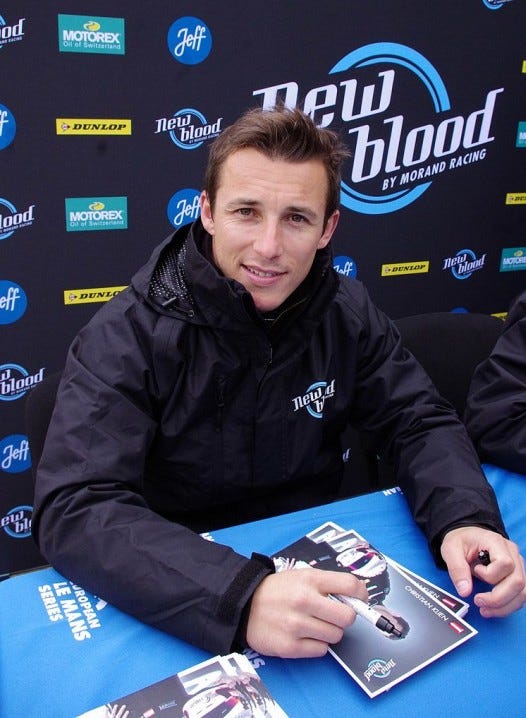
[244,265,285,278]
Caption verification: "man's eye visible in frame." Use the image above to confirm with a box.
[290,214,307,223]
[237,208,253,216]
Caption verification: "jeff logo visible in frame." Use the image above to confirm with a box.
[292,379,336,419]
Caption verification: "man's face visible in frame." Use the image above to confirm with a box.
[200,148,339,312]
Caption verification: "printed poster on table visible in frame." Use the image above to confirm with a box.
[273,521,477,697]
[76,652,289,717]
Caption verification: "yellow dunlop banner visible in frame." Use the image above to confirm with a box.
[505,193,526,205]
[381,261,429,276]
[64,286,128,305]
[56,118,132,135]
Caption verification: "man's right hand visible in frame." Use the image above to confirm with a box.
[245,567,368,658]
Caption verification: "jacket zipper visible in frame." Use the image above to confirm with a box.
[215,376,226,432]
[251,342,274,488]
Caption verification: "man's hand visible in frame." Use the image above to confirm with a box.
[441,526,526,617]
[245,567,368,658]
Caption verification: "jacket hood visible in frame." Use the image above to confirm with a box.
[130,224,195,316]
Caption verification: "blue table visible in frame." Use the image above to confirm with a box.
[1,465,525,717]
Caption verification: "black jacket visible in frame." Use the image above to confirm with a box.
[465,289,526,473]
[33,220,506,654]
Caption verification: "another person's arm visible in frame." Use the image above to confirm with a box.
[465,290,526,473]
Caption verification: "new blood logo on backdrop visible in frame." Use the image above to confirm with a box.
[253,42,503,214]
[155,108,222,150]
[0,14,25,49]
[0,198,35,240]
[1,505,32,538]
[0,364,44,401]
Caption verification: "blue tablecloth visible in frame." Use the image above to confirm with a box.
[1,464,524,717]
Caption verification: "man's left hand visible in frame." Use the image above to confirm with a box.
[441,526,526,617]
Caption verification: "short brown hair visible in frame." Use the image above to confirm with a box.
[203,105,350,224]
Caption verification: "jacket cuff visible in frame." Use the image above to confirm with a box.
[217,552,275,652]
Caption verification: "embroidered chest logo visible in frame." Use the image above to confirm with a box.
[292,379,336,419]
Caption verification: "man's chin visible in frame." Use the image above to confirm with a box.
[254,302,280,313]
[249,290,283,313]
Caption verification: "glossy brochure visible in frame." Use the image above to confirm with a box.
[76,651,289,717]
[272,521,477,698]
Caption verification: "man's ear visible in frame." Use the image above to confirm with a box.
[317,209,340,250]
[200,191,215,235]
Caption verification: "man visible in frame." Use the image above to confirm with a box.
[465,288,526,473]
[33,106,525,660]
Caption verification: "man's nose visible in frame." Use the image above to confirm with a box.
[253,221,283,258]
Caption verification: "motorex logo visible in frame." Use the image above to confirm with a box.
[65,197,127,231]
[1,505,32,538]
[0,102,16,149]
[167,16,212,65]
[58,14,125,54]
[0,364,44,401]
[516,122,526,149]
[253,42,502,214]
[155,108,222,150]
[333,255,357,278]
[443,248,487,280]
[292,380,336,419]
[167,189,201,229]
[0,434,31,474]
[0,280,27,324]
[0,198,35,240]
[500,247,526,272]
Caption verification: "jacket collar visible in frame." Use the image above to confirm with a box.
[132,219,339,333]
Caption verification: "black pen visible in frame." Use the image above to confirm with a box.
[478,549,491,566]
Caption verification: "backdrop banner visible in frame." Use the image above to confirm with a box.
[1,0,525,574]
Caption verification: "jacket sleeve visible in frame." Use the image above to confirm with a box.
[464,291,526,474]
[32,296,273,655]
[344,286,508,562]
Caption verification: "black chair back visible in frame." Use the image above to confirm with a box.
[339,312,503,497]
